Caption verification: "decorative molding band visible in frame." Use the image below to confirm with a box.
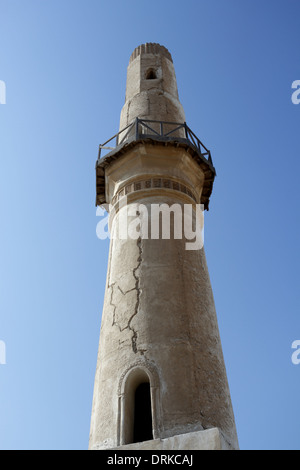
[111,178,197,206]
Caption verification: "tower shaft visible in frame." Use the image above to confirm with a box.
[89,44,238,451]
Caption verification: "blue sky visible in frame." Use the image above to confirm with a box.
[0,0,299,450]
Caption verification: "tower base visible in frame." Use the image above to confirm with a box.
[91,428,235,451]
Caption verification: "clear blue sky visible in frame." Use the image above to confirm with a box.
[0,0,299,450]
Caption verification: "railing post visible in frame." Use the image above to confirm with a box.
[160,122,164,136]
[135,118,139,140]
[184,122,189,139]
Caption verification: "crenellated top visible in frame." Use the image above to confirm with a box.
[129,43,173,64]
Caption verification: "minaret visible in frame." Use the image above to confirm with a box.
[90,43,239,451]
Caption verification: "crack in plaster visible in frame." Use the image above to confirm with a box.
[129,235,143,354]
[110,235,145,355]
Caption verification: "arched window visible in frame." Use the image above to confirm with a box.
[118,366,160,445]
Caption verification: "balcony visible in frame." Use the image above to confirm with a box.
[97,118,214,167]
[96,118,216,210]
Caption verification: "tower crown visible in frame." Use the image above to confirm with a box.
[96,44,216,210]
[119,42,185,130]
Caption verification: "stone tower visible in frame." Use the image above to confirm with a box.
[89,43,239,451]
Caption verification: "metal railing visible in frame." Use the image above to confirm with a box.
[98,118,213,165]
